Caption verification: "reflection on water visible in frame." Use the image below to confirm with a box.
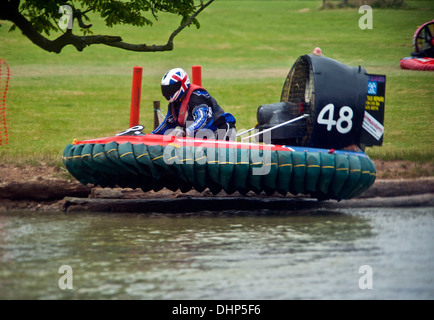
[0,207,433,299]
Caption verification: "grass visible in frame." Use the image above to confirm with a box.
[0,0,433,166]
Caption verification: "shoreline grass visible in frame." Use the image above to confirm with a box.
[0,1,433,166]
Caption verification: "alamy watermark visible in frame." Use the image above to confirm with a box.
[162,124,273,176]
[358,265,373,290]
[359,5,373,30]
[58,265,73,290]
[115,123,274,176]
[58,5,73,30]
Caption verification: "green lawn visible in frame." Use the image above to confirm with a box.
[0,0,433,166]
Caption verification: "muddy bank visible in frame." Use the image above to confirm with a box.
[1,162,433,212]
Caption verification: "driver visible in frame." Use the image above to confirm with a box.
[152,68,236,141]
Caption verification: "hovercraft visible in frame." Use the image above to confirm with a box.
[62,54,386,201]
[400,57,434,71]
[400,20,434,71]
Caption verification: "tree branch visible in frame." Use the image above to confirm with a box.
[8,10,122,53]
[74,9,93,29]
[0,0,214,53]
[167,0,214,48]
[103,0,214,52]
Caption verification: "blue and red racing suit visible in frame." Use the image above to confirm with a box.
[152,85,236,140]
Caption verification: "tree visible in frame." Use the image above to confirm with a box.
[0,0,214,53]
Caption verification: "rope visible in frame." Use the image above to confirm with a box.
[0,59,10,145]
[153,108,165,118]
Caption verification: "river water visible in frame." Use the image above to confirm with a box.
[0,206,433,300]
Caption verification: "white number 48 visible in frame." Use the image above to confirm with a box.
[317,103,353,134]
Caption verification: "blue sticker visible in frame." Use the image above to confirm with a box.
[367,81,377,95]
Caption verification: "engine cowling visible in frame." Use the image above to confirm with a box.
[257,54,384,150]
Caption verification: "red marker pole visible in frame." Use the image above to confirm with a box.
[129,66,143,127]
[192,65,202,86]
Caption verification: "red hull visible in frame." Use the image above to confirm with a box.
[73,134,296,152]
[400,57,434,71]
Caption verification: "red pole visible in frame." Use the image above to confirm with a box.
[129,66,143,127]
[192,65,202,86]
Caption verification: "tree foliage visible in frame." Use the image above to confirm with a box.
[0,0,214,53]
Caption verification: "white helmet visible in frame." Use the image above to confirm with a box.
[161,68,190,103]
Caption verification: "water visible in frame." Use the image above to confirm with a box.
[0,207,433,300]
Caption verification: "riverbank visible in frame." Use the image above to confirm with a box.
[1,160,433,212]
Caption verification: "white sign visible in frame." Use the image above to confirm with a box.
[362,111,384,141]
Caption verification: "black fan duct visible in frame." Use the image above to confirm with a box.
[257,54,370,150]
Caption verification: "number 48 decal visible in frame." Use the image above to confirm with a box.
[317,103,353,134]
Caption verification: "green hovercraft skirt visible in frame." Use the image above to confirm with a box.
[62,134,376,200]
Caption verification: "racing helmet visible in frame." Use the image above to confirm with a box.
[161,68,190,103]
